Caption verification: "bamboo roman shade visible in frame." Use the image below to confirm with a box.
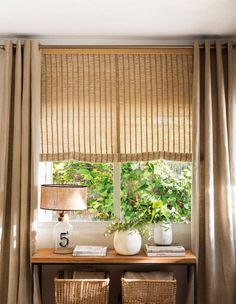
[41,48,193,162]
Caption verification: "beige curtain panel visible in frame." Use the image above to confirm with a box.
[0,41,41,304]
[191,41,236,304]
[41,48,193,162]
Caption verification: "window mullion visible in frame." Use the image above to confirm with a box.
[113,162,121,218]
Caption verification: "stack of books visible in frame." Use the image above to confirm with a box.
[144,244,185,257]
[73,245,107,257]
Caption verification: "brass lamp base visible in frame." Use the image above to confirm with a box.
[54,248,73,254]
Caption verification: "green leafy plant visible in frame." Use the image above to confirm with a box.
[121,160,191,223]
[53,161,114,218]
[105,215,149,238]
[150,200,176,223]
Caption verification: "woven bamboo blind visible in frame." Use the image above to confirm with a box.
[41,48,193,162]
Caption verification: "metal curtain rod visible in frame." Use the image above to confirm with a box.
[0,43,234,50]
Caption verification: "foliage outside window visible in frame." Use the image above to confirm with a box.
[52,160,191,223]
[121,161,191,223]
[53,162,114,219]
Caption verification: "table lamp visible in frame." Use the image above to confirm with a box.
[40,184,87,254]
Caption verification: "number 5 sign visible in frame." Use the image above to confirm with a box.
[59,231,69,247]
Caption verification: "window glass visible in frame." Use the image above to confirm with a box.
[53,161,114,220]
[121,160,191,223]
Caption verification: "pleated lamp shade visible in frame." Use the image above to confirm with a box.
[40,184,87,211]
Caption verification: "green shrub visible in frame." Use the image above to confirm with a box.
[121,160,191,223]
[53,160,191,223]
[53,161,114,216]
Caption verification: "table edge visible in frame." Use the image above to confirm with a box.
[31,248,197,265]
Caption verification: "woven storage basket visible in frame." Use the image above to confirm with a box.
[55,276,110,304]
[122,272,177,304]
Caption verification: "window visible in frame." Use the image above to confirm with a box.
[38,160,191,222]
[39,47,193,225]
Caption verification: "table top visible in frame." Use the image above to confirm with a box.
[31,248,197,265]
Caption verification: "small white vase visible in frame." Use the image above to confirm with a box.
[154,223,173,245]
[114,229,142,255]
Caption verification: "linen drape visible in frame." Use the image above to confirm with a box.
[192,41,236,304]
[0,41,41,304]
[41,48,193,162]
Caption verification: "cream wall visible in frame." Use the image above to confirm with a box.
[37,222,191,249]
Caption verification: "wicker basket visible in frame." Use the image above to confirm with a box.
[122,272,177,304]
[55,275,110,304]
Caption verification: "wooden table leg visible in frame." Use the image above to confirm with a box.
[194,264,197,304]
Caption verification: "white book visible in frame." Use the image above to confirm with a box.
[73,252,107,257]
[145,244,185,253]
[144,250,185,257]
[73,245,107,256]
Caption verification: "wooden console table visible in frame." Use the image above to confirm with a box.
[31,248,197,304]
